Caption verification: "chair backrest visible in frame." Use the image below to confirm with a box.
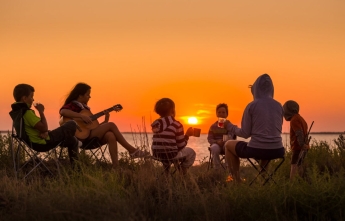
[9,105,30,143]
[152,148,178,161]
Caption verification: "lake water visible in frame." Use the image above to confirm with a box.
[1,131,342,165]
[120,133,343,164]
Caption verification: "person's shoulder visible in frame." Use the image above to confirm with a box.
[208,121,218,128]
[23,109,37,117]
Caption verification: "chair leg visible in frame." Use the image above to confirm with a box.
[248,158,285,186]
[262,158,285,186]
[207,151,213,171]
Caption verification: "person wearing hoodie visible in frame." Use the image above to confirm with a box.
[283,100,309,180]
[224,74,285,183]
[9,84,79,166]
[151,98,196,175]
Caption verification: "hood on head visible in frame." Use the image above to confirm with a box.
[283,100,299,121]
[251,74,274,99]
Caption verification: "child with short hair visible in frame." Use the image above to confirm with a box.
[10,84,80,166]
[207,103,236,170]
[283,100,310,180]
[151,98,196,175]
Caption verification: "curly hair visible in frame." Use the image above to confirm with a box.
[154,98,175,117]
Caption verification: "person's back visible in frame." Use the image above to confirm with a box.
[224,74,285,182]
[233,74,283,149]
[151,116,186,160]
[151,98,196,175]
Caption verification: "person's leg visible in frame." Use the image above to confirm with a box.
[290,164,298,180]
[290,150,300,181]
[224,140,241,182]
[64,137,79,164]
[101,132,118,169]
[210,143,222,169]
[48,121,79,165]
[175,147,196,175]
[89,122,137,153]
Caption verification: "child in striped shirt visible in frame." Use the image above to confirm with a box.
[151,98,196,175]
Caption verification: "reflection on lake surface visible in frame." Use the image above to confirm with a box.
[1,131,342,165]
[120,133,343,164]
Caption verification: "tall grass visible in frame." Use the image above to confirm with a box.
[1,132,345,221]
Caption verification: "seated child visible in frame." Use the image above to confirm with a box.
[10,84,80,166]
[283,100,310,180]
[207,103,236,170]
[151,98,196,175]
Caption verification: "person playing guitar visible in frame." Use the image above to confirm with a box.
[59,83,150,169]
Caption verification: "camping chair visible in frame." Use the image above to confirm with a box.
[151,150,186,177]
[80,137,109,165]
[207,135,236,171]
[9,111,62,179]
[207,147,226,171]
[247,156,285,186]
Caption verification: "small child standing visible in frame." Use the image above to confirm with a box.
[283,100,310,180]
[207,103,236,170]
[151,98,196,175]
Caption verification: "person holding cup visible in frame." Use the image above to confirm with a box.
[224,74,285,183]
[207,103,236,170]
[151,98,196,176]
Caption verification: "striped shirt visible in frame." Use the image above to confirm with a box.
[151,116,188,160]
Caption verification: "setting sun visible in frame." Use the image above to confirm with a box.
[188,117,198,125]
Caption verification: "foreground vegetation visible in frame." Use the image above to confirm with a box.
[1,133,345,221]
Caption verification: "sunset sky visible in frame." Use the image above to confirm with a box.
[1,0,345,133]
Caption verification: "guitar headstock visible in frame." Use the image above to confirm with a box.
[112,104,123,112]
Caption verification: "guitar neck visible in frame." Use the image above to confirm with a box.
[90,107,116,121]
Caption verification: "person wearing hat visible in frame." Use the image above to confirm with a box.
[283,100,310,180]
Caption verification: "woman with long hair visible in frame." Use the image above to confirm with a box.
[59,83,150,169]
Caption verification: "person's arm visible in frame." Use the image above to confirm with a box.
[100,111,110,125]
[176,124,191,151]
[60,109,92,124]
[291,119,307,149]
[33,103,48,132]
[226,106,252,139]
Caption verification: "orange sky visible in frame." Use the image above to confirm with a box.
[1,0,345,133]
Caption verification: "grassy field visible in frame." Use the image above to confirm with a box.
[1,133,345,221]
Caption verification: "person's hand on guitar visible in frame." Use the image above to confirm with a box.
[103,110,110,123]
[80,114,92,124]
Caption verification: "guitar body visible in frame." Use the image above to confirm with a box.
[59,104,123,140]
[60,109,100,140]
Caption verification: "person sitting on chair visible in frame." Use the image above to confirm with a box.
[10,84,80,166]
[283,100,310,181]
[59,83,150,170]
[224,74,285,183]
[151,98,196,176]
[207,103,236,170]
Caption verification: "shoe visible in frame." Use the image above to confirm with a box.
[130,149,151,159]
[226,175,234,183]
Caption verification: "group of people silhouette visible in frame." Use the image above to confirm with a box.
[10,73,309,181]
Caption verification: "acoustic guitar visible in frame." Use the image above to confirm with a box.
[59,104,123,140]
